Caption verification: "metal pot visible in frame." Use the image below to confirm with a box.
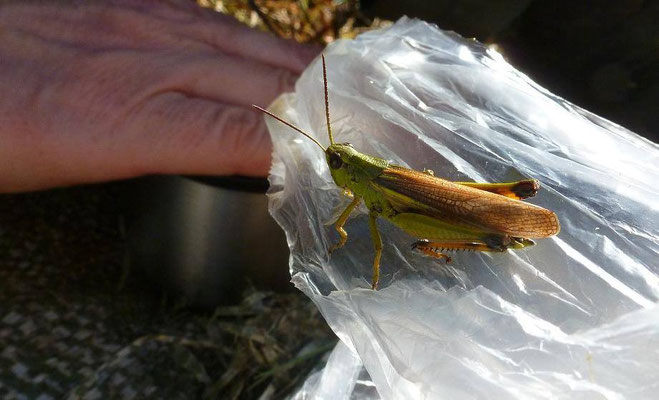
[124,175,291,307]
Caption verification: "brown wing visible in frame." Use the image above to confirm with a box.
[374,166,560,238]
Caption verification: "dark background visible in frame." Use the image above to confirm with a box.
[364,0,658,143]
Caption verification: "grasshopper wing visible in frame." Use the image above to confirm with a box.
[374,166,560,238]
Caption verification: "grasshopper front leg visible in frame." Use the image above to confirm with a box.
[329,195,362,254]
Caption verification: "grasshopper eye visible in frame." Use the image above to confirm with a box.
[329,152,343,169]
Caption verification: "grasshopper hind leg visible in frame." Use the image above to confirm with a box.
[412,235,535,259]
[411,240,452,262]
[412,239,495,262]
[455,179,539,200]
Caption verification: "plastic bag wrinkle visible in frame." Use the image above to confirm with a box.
[266,17,659,399]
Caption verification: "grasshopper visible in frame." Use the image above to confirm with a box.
[254,55,560,290]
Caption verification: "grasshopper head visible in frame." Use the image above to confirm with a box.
[325,143,359,188]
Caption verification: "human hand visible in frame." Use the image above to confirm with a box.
[0,0,320,192]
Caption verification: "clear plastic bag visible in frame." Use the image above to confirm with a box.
[265,17,659,399]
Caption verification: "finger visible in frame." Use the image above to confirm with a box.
[193,12,322,74]
[157,52,299,109]
[0,70,273,193]
[0,2,166,47]
[130,93,272,178]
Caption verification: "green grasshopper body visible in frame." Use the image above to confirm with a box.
[255,55,560,289]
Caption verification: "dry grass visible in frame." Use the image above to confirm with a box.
[198,0,391,44]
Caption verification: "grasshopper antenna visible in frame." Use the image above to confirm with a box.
[252,105,326,151]
[321,54,335,145]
